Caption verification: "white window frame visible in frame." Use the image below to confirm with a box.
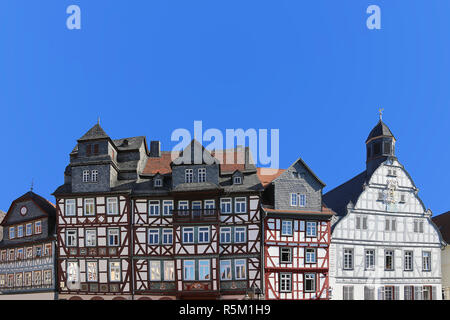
[198,260,210,280]
[66,229,77,247]
[148,200,160,216]
[198,227,210,243]
[299,194,306,207]
[235,259,247,280]
[280,273,292,293]
[290,193,298,206]
[182,227,194,244]
[422,251,431,271]
[9,227,15,239]
[234,226,246,243]
[198,168,206,183]
[235,197,247,214]
[163,261,175,281]
[86,261,98,282]
[148,229,160,245]
[304,273,316,292]
[163,200,174,216]
[65,199,76,217]
[162,228,173,245]
[154,178,163,187]
[306,221,317,237]
[35,221,42,234]
[85,229,97,247]
[67,261,79,283]
[108,228,120,247]
[183,260,195,281]
[220,198,232,214]
[25,223,32,236]
[220,227,232,244]
[385,250,395,271]
[106,197,118,215]
[220,260,232,280]
[91,170,98,182]
[149,261,161,281]
[365,249,375,270]
[233,176,242,185]
[281,220,293,236]
[343,248,353,270]
[84,198,95,216]
[185,169,193,183]
[404,251,413,271]
[82,170,90,183]
[305,248,317,264]
[280,247,292,264]
[109,261,121,282]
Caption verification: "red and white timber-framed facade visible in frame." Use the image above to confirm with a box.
[132,140,264,300]
[258,158,335,300]
[53,123,148,300]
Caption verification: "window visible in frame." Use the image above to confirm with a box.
[178,200,189,211]
[183,260,195,281]
[220,260,232,280]
[385,250,394,270]
[404,286,414,300]
[67,261,79,282]
[109,261,121,282]
[33,271,42,286]
[235,197,247,213]
[185,169,193,183]
[233,176,242,184]
[66,230,77,247]
[35,246,42,257]
[44,244,52,256]
[423,286,433,300]
[17,225,24,238]
[362,217,368,229]
[281,220,293,236]
[93,144,99,155]
[163,200,174,216]
[220,227,232,243]
[414,220,424,233]
[235,259,246,280]
[154,178,162,187]
[164,261,175,281]
[43,270,52,285]
[26,247,33,259]
[292,172,299,178]
[198,168,206,183]
[304,274,315,292]
[280,248,292,264]
[85,229,97,247]
[280,273,292,292]
[26,223,32,236]
[162,229,173,245]
[299,194,306,207]
[107,198,118,215]
[34,221,42,234]
[384,286,395,300]
[343,286,354,300]
[108,228,120,246]
[290,193,298,206]
[234,227,246,243]
[84,198,95,216]
[9,227,15,239]
[204,200,215,215]
[199,260,210,280]
[148,229,159,245]
[86,144,92,156]
[192,201,202,216]
[356,216,361,229]
[356,216,367,229]
[91,170,98,182]
[198,227,210,243]
[343,249,353,270]
[400,194,406,203]
[305,248,316,264]
[220,198,232,214]
[422,252,431,271]
[364,286,375,300]
[306,221,317,237]
[16,248,23,260]
[82,170,90,182]
[66,199,76,216]
[365,250,375,270]
[404,251,413,271]
[150,261,161,281]
[16,273,23,287]
[182,227,194,244]
[87,261,98,282]
[148,200,160,216]
[8,249,14,261]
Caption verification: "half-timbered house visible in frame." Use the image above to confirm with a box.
[324,115,444,300]
[258,159,334,300]
[53,123,148,300]
[0,191,57,300]
[132,140,264,300]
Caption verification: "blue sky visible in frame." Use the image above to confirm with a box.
[0,1,448,215]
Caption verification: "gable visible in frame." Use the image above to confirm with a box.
[3,199,48,226]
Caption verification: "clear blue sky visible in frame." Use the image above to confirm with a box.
[0,1,448,215]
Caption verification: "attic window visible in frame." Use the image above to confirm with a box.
[233,176,242,185]
[292,172,299,179]
[154,178,162,187]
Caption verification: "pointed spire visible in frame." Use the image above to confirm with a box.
[78,122,110,142]
[379,108,384,121]
[30,178,34,192]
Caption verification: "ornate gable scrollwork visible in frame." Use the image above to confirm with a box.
[383,178,398,212]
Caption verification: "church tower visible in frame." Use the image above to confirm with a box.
[366,110,396,176]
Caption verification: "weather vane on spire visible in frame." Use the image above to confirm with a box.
[30,178,34,192]
[97,117,100,125]
[378,108,384,121]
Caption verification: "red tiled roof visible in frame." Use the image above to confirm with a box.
[257,168,286,187]
[142,152,174,175]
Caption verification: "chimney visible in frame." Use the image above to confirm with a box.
[150,141,161,157]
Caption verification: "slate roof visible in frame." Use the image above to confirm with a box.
[78,123,110,142]
[113,136,147,151]
[366,120,395,142]
[323,171,368,217]
[432,211,450,243]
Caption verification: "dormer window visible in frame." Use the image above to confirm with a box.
[185,169,193,183]
[198,168,206,183]
[292,172,299,179]
[233,176,242,185]
[154,178,162,187]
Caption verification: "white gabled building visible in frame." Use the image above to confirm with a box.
[324,115,444,300]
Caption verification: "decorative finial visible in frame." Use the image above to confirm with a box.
[97,117,100,125]
[30,178,34,192]
[378,108,384,121]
